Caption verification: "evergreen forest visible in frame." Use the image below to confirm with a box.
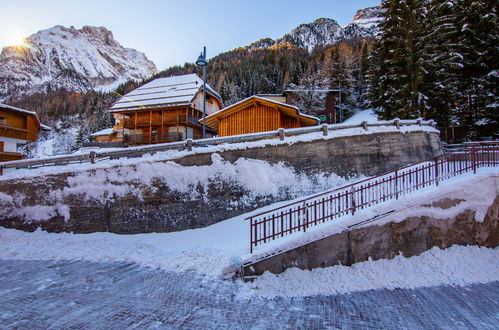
[9,0,498,144]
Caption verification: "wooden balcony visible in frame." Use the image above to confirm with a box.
[123,115,201,128]
[0,125,28,140]
[0,151,24,162]
[123,132,183,145]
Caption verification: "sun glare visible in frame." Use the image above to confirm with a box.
[9,35,27,47]
[1,33,27,47]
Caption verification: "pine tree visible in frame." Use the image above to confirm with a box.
[454,0,498,128]
[369,0,427,120]
[356,41,371,109]
[421,0,462,127]
[71,127,85,152]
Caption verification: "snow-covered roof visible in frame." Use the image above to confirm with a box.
[90,128,114,136]
[109,73,222,112]
[0,102,37,116]
[202,95,319,130]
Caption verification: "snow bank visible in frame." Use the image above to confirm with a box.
[239,245,499,298]
[343,109,379,124]
[0,216,249,278]
[0,169,496,282]
[0,154,353,223]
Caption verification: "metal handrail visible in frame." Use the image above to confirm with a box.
[247,142,499,253]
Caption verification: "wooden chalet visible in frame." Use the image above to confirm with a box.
[201,95,319,137]
[258,89,341,124]
[0,103,49,173]
[105,73,223,145]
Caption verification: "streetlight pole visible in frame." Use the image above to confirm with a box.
[196,47,207,139]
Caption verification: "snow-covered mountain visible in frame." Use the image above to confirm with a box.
[0,25,157,101]
[249,6,384,52]
[278,18,344,52]
[343,6,385,39]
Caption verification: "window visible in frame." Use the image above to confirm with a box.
[0,117,4,125]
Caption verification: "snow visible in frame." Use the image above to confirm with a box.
[28,127,79,158]
[0,25,157,99]
[0,154,354,223]
[343,109,379,124]
[239,245,499,298]
[90,128,114,136]
[0,168,496,282]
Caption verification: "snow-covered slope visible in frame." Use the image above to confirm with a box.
[343,6,385,39]
[249,6,384,52]
[278,18,344,52]
[0,25,157,100]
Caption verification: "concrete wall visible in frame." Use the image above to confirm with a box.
[0,130,442,234]
[242,189,499,278]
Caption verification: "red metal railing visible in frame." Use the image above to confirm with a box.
[247,142,499,253]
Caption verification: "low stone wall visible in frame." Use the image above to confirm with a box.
[242,191,499,278]
[0,130,441,234]
[175,130,441,177]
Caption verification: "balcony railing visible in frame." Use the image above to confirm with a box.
[123,115,202,127]
[0,151,24,163]
[123,132,183,144]
[0,125,28,140]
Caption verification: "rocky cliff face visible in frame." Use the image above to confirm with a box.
[0,25,157,101]
[249,6,385,52]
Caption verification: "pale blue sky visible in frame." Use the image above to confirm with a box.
[0,0,381,70]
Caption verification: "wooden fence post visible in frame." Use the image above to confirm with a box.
[394,119,400,129]
[278,128,285,141]
[322,124,328,136]
[185,138,193,151]
[89,151,96,164]
[362,121,368,131]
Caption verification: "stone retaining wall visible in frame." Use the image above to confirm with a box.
[0,130,441,234]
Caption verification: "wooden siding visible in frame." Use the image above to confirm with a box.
[218,104,304,137]
[0,110,26,129]
[281,114,301,129]
[0,109,39,142]
[26,115,38,141]
[94,135,112,143]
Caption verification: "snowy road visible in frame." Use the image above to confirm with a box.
[1,260,498,329]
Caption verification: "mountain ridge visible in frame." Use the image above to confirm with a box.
[0,25,157,101]
[247,6,384,52]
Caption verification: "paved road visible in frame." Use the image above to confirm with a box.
[0,260,498,329]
